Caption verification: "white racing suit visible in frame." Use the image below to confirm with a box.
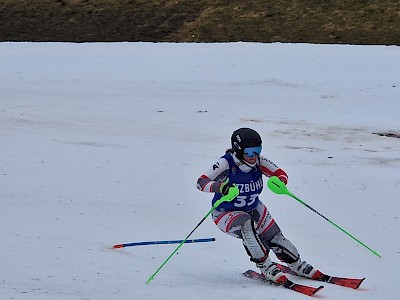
[197,152,300,264]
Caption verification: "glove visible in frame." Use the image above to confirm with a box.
[220,179,235,196]
[272,169,288,185]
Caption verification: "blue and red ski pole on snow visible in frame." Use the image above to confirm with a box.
[113,237,215,249]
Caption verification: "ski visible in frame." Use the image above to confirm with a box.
[276,263,365,289]
[243,270,324,296]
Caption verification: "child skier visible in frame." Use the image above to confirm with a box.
[196,127,319,284]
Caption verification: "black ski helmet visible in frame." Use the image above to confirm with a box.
[231,128,262,158]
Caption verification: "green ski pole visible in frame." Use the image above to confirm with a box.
[267,176,382,258]
[146,185,240,284]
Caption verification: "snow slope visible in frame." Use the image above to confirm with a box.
[1,42,399,299]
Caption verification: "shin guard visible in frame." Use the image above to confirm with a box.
[241,219,269,263]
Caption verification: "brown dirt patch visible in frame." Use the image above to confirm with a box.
[0,0,399,44]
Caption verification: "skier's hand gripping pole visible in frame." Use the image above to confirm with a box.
[267,176,382,258]
[146,184,240,284]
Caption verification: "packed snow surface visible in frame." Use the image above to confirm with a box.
[1,42,399,299]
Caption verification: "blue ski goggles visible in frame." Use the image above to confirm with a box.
[243,146,262,157]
